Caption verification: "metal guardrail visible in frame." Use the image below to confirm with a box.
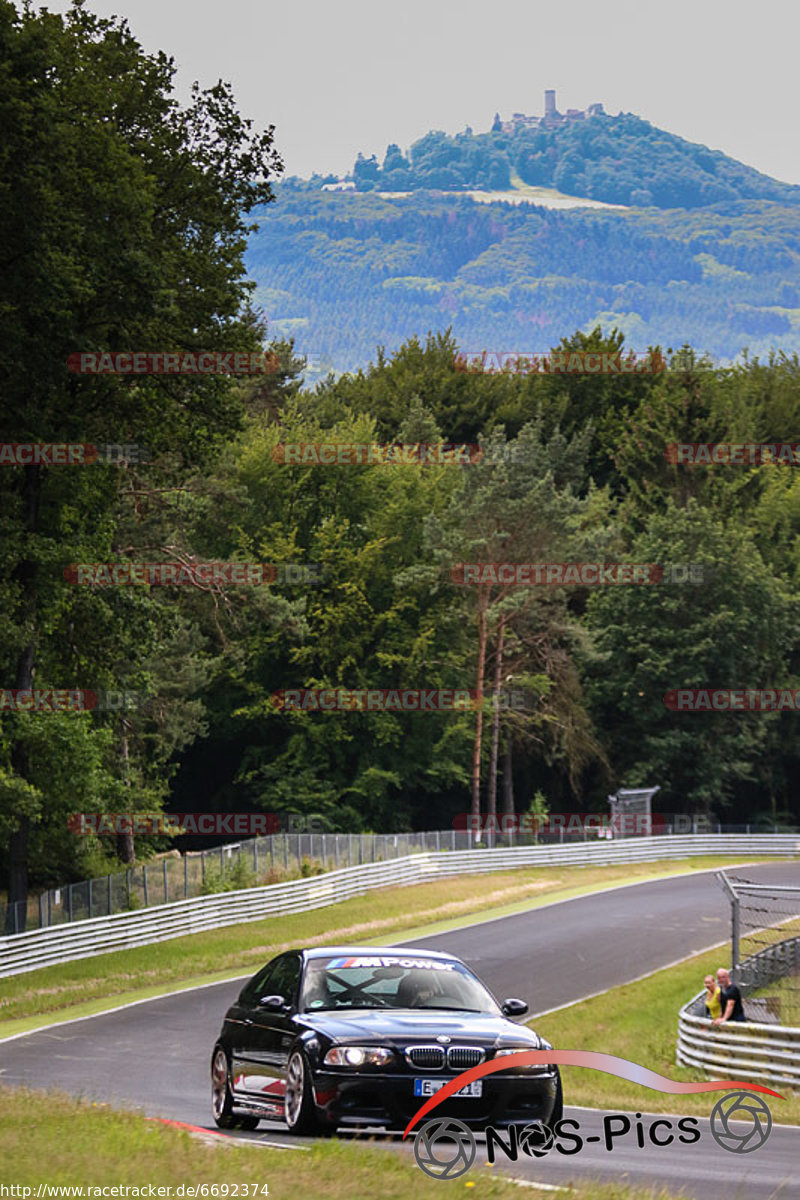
[677,992,800,1090]
[740,934,800,996]
[7,819,794,935]
[1,834,798,979]
[1,829,470,934]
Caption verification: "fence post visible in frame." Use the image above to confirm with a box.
[143,865,149,907]
[254,839,259,877]
[88,878,93,919]
[67,883,73,922]
[108,873,113,915]
[39,893,45,929]
[436,830,441,852]
[184,855,188,899]
[163,858,169,903]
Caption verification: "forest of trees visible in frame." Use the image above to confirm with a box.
[350,113,800,209]
[248,186,800,377]
[1,1,798,925]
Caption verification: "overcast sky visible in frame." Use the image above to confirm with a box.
[45,0,800,185]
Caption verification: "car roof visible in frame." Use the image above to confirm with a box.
[300,945,463,962]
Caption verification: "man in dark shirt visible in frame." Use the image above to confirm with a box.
[712,967,746,1024]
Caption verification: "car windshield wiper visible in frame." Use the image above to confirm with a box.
[411,1006,485,1012]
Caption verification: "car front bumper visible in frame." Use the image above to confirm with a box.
[310,1068,560,1130]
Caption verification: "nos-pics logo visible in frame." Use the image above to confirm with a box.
[414,1092,773,1181]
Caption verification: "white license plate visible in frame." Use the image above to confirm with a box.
[413,1078,483,1098]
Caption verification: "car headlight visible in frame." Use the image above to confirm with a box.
[494,1047,551,1072]
[323,1045,394,1068]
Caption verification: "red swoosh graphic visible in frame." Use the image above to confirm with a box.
[402,1050,784,1139]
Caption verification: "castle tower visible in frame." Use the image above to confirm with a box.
[544,89,556,117]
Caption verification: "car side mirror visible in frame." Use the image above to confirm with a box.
[501,998,528,1018]
[258,993,290,1011]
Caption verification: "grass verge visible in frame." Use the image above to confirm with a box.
[0,1087,691,1199]
[1,856,785,1034]
[532,948,800,1124]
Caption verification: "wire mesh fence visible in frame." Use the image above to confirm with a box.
[2,818,795,935]
[2,830,465,933]
[718,871,800,1027]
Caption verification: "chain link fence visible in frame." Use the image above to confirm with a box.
[717,870,800,1026]
[1,830,467,933]
[3,818,795,935]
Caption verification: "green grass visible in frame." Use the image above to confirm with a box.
[1,856,783,1035]
[532,948,800,1124]
[749,970,800,1027]
[0,1087,691,1199]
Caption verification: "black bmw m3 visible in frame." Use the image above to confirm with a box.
[211,945,562,1135]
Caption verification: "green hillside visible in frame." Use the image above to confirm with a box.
[350,111,800,209]
[246,186,800,377]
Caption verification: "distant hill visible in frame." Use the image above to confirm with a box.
[349,110,800,210]
[247,185,800,380]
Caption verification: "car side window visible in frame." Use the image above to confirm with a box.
[267,954,301,1006]
[238,962,277,1006]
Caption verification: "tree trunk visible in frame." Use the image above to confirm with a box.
[115,732,135,864]
[486,617,506,823]
[502,738,514,817]
[5,465,41,934]
[470,592,488,834]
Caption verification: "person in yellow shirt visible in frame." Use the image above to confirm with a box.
[703,973,722,1020]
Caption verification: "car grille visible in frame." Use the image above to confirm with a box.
[406,1045,446,1069]
[447,1046,485,1070]
[405,1045,486,1070]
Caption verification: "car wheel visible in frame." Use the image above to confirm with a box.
[211,1046,260,1131]
[285,1049,334,1136]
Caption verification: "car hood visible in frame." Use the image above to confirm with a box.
[298,1009,541,1045]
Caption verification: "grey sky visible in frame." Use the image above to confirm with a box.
[45,0,800,185]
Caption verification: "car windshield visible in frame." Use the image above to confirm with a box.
[300,954,500,1013]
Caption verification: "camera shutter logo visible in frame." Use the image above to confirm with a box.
[414,1117,477,1179]
[518,1120,555,1157]
[710,1091,772,1153]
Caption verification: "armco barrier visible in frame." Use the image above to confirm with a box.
[677,992,800,1090]
[1,834,797,979]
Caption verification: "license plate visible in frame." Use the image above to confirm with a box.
[413,1078,483,1098]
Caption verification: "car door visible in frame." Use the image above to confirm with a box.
[229,960,281,1103]
[244,953,302,1110]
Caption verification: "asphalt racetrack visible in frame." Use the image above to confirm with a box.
[2,862,799,1197]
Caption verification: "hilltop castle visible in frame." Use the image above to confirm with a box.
[493,90,604,135]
